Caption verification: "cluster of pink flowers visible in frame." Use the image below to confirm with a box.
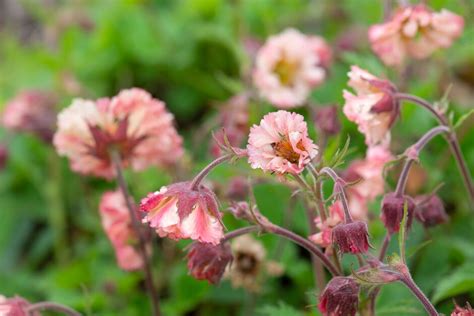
[2,90,57,142]
[99,190,144,271]
[311,146,392,248]
[53,88,183,179]
[140,182,224,245]
[253,28,331,108]
[343,66,398,147]
[247,110,318,174]
[369,4,464,67]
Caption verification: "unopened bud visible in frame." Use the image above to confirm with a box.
[332,221,370,254]
[314,105,341,136]
[226,176,250,200]
[415,195,448,228]
[186,242,233,284]
[381,193,415,234]
[318,277,359,316]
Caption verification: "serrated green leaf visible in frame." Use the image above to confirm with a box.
[432,263,474,303]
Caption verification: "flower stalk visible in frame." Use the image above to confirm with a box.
[110,150,161,316]
[26,302,82,316]
[190,154,233,190]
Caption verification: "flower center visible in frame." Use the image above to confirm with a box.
[272,137,304,164]
[273,58,299,86]
[236,252,259,274]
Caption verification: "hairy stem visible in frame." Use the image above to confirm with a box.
[267,224,341,276]
[27,302,82,316]
[319,167,353,223]
[378,233,392,261]
[110,151,161,316]
[395,93,474,206]
[190,154,232,190]
[223,226,260,242]
[400,275,439,316]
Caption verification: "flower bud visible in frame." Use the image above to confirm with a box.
[314,105,341,136]
[0,144,7,170]
[381,193,415,234]
[451,302,474,316]
[226,176,250,201]
[318,277,359,316]
[332,221,370,254]
[415,195,449,227]
[186,242,233,284]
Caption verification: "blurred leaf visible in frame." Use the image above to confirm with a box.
[258,301,304,316]
[432,263,474,304]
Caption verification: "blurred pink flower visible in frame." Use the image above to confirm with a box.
[2,90,56,142]
[310,205,343,248]
[253,28,330,108]
[247,110,318,174]
[53,88,183,179]
[451,302,474,316]
[211,94,249,157]
[99,190,143,271]
[369,5,464,67]
[0,295,38,316]
[140,182,224,245]
[343,66,398,146]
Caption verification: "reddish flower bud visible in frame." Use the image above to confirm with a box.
[415,195,449,227]
[332,221,370,254]
[318,277,359,316]
[226,176,250,201]
[186,242,233,284]
[381,193,415,234]
[0,144,7,170]
[314,105,341,136]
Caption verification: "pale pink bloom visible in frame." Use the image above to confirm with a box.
[0,295,38,316]
[99,190,143,271]
[369,5,464,67]
[346,146,393,201]
[310,205,343,248]
[247,110,318,174]
[253,28,330,108]
[2,90,56,142]
[343,66,398,146]
[140,182,224,245]
[53,88,183,179]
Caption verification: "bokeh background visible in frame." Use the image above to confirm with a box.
[0,0,473,315]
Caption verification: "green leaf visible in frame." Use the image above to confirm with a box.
[258,302,304,316]
[432,263,474,303]
[454,109,474,130]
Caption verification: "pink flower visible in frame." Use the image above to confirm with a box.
[53,88,183,179]
[343,66,398,146]
[0,295,38,316]
[247,110,318,174]
[310,205,344,248]
[451,303,474,316]
[2,90,56,142]
[99,190,144,271]
[253,28,330,108]
[369,5,464,67]
[140,182,224,245]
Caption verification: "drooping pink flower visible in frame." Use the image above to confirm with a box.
[53,88,183,179]
[0,295,38,316]
[332,221,371,254]
[99,190,144,271]
[253,28,330,108]
[343,66,398,146]
[319,277,360,316]
[1,90,56,142]
[186,242,233,284]
[369,5,464,67]
[310,204,344,248]
[247,110,318,174]
[210,94,249,157]
[140,182,224,245]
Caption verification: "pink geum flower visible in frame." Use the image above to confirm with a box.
[343,66,398,146]
[451,302,474,316]
[247,110,318,174]
[53,88,183,179]
[369,5,464,67]
[99,190,144,271]
[2,90,56,142]
[140,182,224,245]
[0,295,39,316]
[310,204,344,248]
[253,28,330,108]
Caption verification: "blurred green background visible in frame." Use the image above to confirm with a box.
[0,0,473,315]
